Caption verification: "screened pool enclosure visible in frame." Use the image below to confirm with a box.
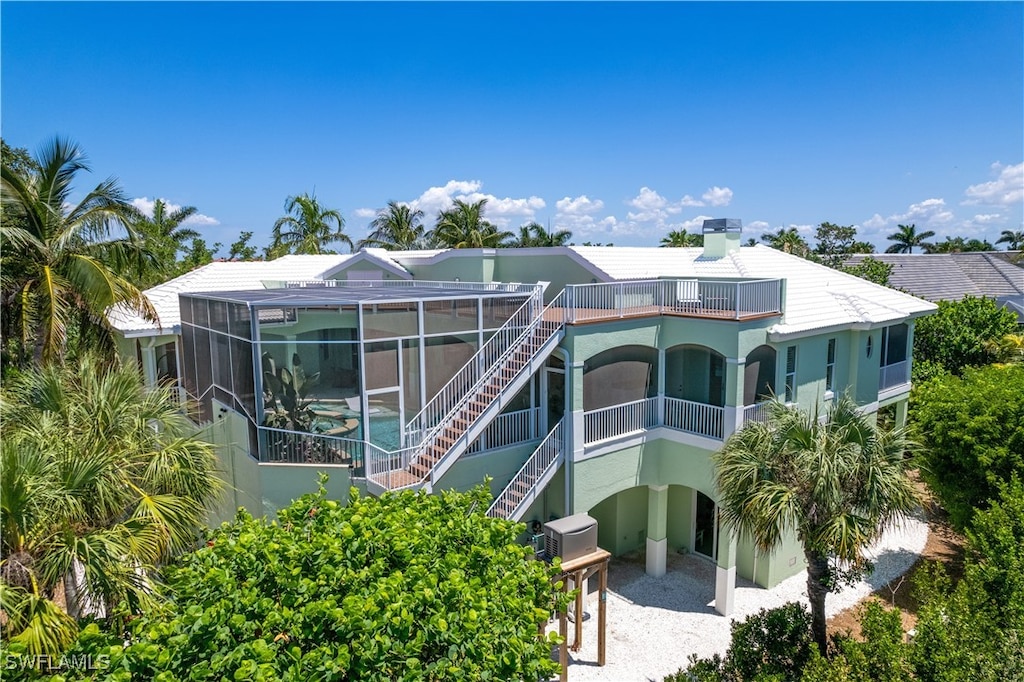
[178,282,542,471]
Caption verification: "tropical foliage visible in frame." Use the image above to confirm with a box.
[128,199,201,287]
[924,236,995,253]
[713,397,918,653]
[996,229,1024,251]
[432,199,512,249]
[885,223,935,254]
[659,229,703,248]
[270,192,352,256]
[0,356,221,654]
[812,222,874,268]
[911,295,1018,380]
[511,221,572,247]
[358,201,428,250]
[5,482,568,680]
[0,137,156,365]
[760,227,811,256]
[911,364,1024,528]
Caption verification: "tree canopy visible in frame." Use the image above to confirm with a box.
[0,136,155,366]
[8,482,568,680]
[0,356,221,654]
[911,364,1024,528]
[713,397,918,654]
[432,199,512,249]
[885,224,935,254]
[911,295,1018,380]
[270,192,352,256]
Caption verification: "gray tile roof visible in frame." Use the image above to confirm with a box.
[845,252,1023,302]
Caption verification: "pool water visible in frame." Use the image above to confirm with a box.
[309,403,403,452]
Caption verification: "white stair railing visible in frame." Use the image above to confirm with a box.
[487,420,564,520]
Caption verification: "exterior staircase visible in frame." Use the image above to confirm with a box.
[366,289,566,493]
[486,420,564,521]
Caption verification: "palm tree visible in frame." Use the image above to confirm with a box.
[660,229,703,248]
[0,136,156,365]
[511,221,573,247]
[760,227,810,256]
[130,199,201,285]
[431,198,512,249]
[996,229,1024,251]
[713,397,918,654]
[270,192,352,255]
[885,223,935,253]
[0,356,222,654]
[357,201,426,250]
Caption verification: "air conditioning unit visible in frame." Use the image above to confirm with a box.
[543,513,598,562]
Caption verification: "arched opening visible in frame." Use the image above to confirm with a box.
[743,345,777,405]
[582,345,658,411]
[665,344,726,407]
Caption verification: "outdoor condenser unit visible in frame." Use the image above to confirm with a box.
[543,513,598,562]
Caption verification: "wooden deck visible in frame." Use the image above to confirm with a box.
[545,306,780,324]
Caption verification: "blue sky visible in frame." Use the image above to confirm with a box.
[3,2,1022,252]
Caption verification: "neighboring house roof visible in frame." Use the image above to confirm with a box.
[317,249,413,280]
[109,255,350,336]
[844,252,1024,302]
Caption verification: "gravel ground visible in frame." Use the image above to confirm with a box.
[547,512,929,682]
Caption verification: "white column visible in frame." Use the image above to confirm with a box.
[715,531,737,616]
[646,484,669,577]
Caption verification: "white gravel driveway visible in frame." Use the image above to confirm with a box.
[548,513,928,681]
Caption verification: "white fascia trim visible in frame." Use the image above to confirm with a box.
[316,252,412,280]
[118,325,179,339]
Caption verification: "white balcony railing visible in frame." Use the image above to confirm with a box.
[487,420,565,520]
[562,278,782,323]
[879,360,909,390]
[583,397,660,445]
[742,401,773,425]
[664,397,725,439]
[465,407,542,454]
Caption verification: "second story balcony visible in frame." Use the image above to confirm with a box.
[556,278,783,324]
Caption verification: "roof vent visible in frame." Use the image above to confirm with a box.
[702,218,743,258]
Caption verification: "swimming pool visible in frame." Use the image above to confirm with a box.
[308,402,403,452]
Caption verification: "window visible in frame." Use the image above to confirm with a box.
[825,338,836,394]
[784,346,797,403]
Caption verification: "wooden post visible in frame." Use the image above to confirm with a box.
[559,578,569,682]
[598,558,608,666]
[573,569,584,652]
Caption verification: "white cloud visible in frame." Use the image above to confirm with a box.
[701,186,734,207]
[406,180,544,227]
[862,197,955,233]
[680,195,703,207]
[353,207,377,219]
[131,197,219,226]
[627,187,668,211]
[747,220,771,233]
[963,162,1024,206]
[556,195,604,215]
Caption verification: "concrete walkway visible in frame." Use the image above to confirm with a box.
[548,514,928,682]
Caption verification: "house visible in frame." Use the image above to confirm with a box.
[845,251,1024,323]
[109,219,936,616]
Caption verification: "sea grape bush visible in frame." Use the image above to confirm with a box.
[12,479,565,681]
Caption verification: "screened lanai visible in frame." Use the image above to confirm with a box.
[178,282,538,461]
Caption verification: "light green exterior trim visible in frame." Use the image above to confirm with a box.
[647,485,668,542]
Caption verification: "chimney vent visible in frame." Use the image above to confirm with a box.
[702,218,743,257]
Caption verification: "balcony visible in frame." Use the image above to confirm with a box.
[583,397,742,445]
[258,406,543,477]
[558,278,783,325]
[879,360,910,391]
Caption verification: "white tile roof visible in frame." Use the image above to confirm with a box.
[109,255,350,335]
[565,245,937,336]
[110,246,937,339]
